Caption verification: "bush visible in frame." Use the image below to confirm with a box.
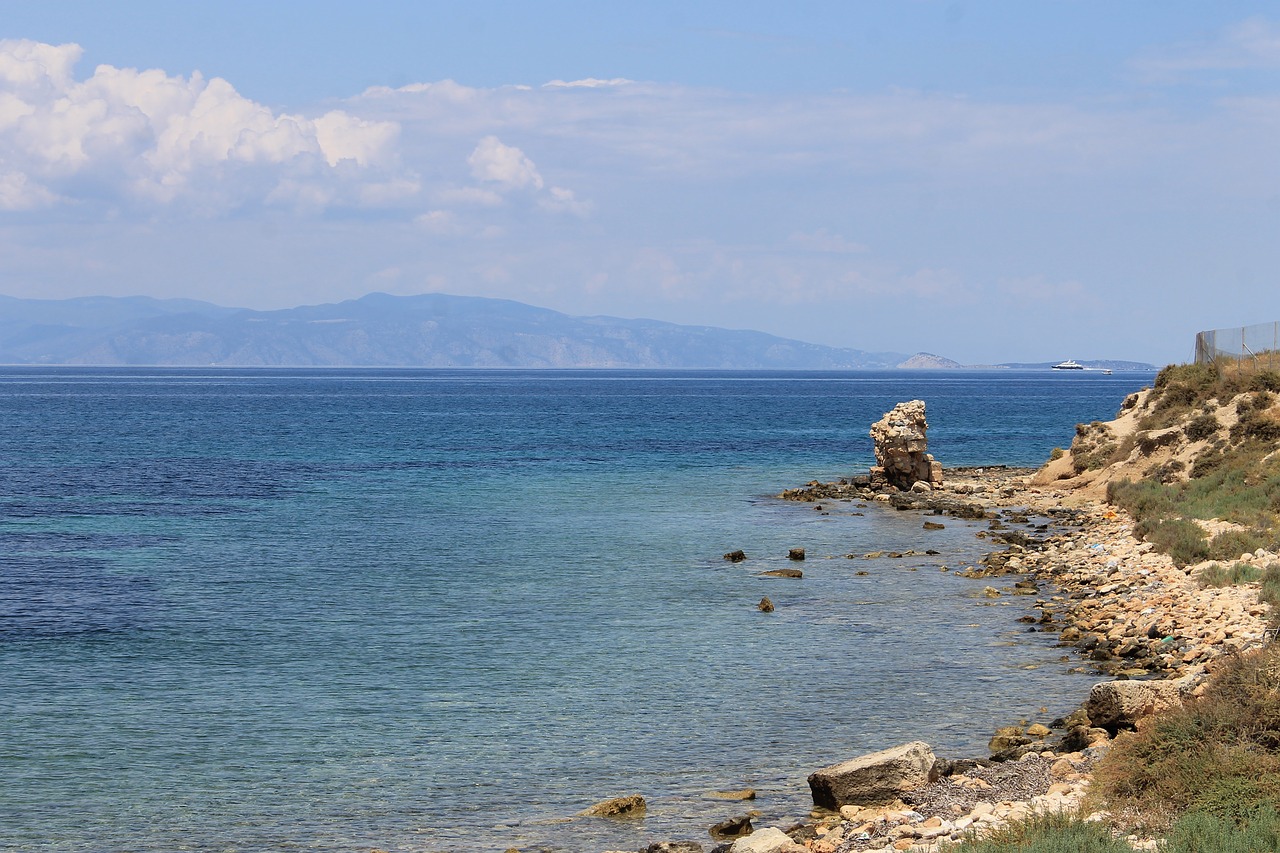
[1140,517,1209,566]
[1137,430,1180,455]
[1184,413,1220,442]
[1230,408,1280,444]
[1049,446,1065,460]
[1198,561,1262,587]
[1251,370,1280,393]
[945,811,1131,852]
[1165,806,1280,853]
[1261,562,1280,614]
[1208,530,1271,562]
[1092,644,1280,833]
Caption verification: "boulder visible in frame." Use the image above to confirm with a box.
[1085,679,1185,730]
[788,548,806,561]
[869,401,943,490]
[760,568,803,579]
[578,794,646,817]
[757,597,774,612]
[729,827,807,853]
[807,741,936,809]
[724,550,747,562]
[709,815,753,839]
[647,844,704,853]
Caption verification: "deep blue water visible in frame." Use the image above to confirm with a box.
[0,368,1153,852]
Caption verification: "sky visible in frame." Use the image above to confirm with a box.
[2,2,1278,366]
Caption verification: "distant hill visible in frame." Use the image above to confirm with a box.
[896,352,965,369]
[0,292,914,369]
[998,359,1157,371]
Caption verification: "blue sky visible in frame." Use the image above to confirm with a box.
[2,2,1278,364]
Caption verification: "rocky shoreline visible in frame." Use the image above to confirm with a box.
[596,464,1273,853]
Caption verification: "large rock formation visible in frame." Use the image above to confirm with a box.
[1084,678,1187,731]
[869,400,943,490]
[807,741,937,809]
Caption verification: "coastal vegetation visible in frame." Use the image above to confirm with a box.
[1098,362,1280,575]
[944,641,1280,851]
[946,359,1280,851]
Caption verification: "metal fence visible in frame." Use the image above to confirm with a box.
[1194,322,1280,372]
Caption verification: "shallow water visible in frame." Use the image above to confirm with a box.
[0,368,1151,852]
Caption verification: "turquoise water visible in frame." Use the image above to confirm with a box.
[0,368,1152,852]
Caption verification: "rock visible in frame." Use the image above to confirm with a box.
[788,548,806,561]
[710,815,754,839]
[724,550,747,562]
[578,794,646,817]
[647,844,704,853]
[869,401,943,490]
[1084,679,1184,730]
[758,597,774,612]
[760,568,803,578]
[808,741,936,809]
[923,521,945,530]
[707,789,757,801]
[988,726,1031,754]
[729,827,806,853]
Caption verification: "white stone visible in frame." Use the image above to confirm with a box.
[730,826,807,853]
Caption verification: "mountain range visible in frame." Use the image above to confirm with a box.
[0,292,1154,370]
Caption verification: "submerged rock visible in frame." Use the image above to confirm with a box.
[760,568,802,578]
[578,794,646,818]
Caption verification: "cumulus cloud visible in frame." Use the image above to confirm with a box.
[467,135,544,190]
[0,38,411,212]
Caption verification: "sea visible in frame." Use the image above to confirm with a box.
[0,367,1154,853]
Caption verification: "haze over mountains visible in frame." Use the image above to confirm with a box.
[0,293,1153,370]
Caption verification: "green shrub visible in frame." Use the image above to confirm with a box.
[1189,448,1225,479]
[1198,561,1262,587]
[1093,644,1280,833]
[1165,806,1280,853]
[1260,563,1280,613]
[1049,446,1065,460]
[1141,518,1209,566]
[1137,430,1181,455]
[1251,371,1280,393]
[1208,530,1270,562]
[944,811,1131,852]
[1184,413,1220,442]
[1230,408,1280,444]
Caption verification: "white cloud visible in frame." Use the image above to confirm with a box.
[538,185,592,216]
[0,38,411,212]
[414,209,460,234]
[467,135,544,190]
[436,185,505,207]
[362,78,480,102]
[1133,17,1280,79]
[543,78,633,89]
[0,169,56,210]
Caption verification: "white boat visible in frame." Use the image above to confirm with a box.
[1051,359,1112,374]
